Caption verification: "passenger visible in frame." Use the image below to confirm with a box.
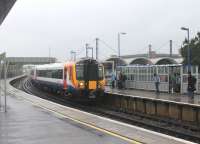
[172,73,176,93]
[122,73,127,89]
[187,71,196,99]
[153,73,160,94]
[118,72,123,89]
[175,73,181,93]
[111,72,116,89]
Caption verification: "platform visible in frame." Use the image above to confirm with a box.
[105,87,200,106]
[0,77,195,144]
[104,87,200,125]
[0,92,131,144]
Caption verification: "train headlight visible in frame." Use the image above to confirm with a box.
[97,84,101,88]
[80,82,84,86]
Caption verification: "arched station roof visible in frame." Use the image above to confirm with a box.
[152,57,180,65]
[128,57,183,65]
[105,57,127,66]
[104,56,183,66]
[129,57,152,65]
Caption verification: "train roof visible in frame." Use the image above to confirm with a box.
[35,63,65,70]
[35,58,103,70]
[76,58,99,64]
[117,64,183,68]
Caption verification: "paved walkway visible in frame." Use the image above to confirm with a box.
[105,87,200,105]
[0,95,130,144]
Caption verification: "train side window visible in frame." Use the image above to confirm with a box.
[58,69,63,79]
[51,69,63,79]
[52,70,56,78]
[46,70,52,78]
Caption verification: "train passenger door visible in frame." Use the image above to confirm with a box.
[64,66,67,90]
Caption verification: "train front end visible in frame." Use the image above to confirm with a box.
[75,58,105,99]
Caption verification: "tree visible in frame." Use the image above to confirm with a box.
[180,32,200,68]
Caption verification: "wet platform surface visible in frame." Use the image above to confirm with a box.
[0,95,130,144]
[105,87,200,105]
[1,76,195,144]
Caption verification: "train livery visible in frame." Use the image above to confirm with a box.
[30,58,105,100]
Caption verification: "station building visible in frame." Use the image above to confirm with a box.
[104,53,182,74]
[6,57,57,77]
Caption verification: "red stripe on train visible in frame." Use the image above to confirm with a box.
[63,65,67,90]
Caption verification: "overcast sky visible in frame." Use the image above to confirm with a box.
[0,0,200,61]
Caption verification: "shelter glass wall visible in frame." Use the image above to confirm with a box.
[117,64,198,94]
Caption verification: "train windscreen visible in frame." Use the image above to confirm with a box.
[85,64,98,81]
[76,62,103,81]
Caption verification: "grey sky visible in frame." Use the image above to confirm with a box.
[0,0,200,61]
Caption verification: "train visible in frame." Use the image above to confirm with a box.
[30,58,105,100]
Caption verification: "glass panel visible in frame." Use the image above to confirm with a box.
[183,75,188,83]
[192,66,196,73]
[76,64,84,80]
[98,66,103,80]
[160,75,168,82]
[183,66,187,74]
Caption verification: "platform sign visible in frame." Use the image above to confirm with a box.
[0,52,7,112]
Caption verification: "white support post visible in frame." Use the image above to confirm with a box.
[0,53,6,112]
[180,66,183,94]
[4,58,7,112]
[0,62,1,109]
[196,66,198,93]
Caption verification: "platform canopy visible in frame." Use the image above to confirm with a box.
[0,0,17,25]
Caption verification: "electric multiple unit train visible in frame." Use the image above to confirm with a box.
[30,58,105,100]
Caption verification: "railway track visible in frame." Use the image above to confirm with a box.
[13,77,200,143]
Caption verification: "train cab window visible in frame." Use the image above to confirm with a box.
[76,64,84,80]
[87,64,98,80]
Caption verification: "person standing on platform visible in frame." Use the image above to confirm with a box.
[118,72,123,89]
[187,71,196,99]
[111,72,116,89]
[153,73,160,94]
[122,73,127,89]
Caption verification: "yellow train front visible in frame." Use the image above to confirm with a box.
[66,58,105,100]
[76,59,105,99]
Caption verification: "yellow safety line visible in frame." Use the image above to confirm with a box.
[23,97,142,144]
